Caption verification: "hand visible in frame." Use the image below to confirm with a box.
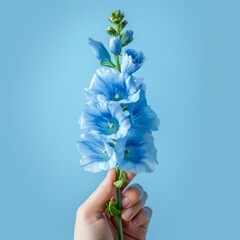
[74,169,152,240]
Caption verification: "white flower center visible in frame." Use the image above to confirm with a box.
[108,122,114,128]
[102,149,107,154]
[114,93,120,100]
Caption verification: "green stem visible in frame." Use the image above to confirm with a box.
[115,55,121,72]
[115,168,124,240]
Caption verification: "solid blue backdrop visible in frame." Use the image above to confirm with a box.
[1,0,240,239]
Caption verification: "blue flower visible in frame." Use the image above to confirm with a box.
[85,68,141,106]
[131,88,160,131]
[121,49,145,74]
[79,101,131,141]
[88,38,112,63]
[109,36,122,55]
[116,128,158,173]
[77,132,117,172]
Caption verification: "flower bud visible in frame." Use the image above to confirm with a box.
[108,17,115,24]
[121,30,134,47]
[88,38,112,63]
[113,18,120,24]
[106,26,117,36]
[119,20,128,31]
[115,10,120,18]
[109,10,125,24]
[109,36,122,55]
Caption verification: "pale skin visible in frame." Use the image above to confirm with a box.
[74,169,152,240]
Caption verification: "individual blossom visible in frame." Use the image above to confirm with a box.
[116,128,158,174]
[88,38,113,64]
[121,49,145,74]
[109,36,122,55]
[79,101,131,141]
[77,132,117,172]
[85,68,141,106]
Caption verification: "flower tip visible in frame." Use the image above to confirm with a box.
[88,38,96,47]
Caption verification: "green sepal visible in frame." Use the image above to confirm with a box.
[100,59,116,68]
[113,171,126,188]
[106,199,122,217]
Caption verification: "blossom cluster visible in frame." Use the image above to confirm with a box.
[78,11,159,174]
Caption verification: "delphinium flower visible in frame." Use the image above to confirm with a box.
[84,68,141,106]
[80,101,131,141]
[77,132,117,172]
[116,128,158,173]
[77,10,159,240]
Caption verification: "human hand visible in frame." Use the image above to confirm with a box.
[74,169,152,240]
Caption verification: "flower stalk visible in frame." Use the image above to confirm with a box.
[78,9,159,240]
[115,168,125,240]
[106,168,126,240]
[115,55,121,72]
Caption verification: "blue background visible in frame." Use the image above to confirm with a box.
[1,0,240,239]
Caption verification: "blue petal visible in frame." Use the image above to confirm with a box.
[121,49,145,74]
[79,101,131,141]
[117,128,158,174]
[77,133,117,173]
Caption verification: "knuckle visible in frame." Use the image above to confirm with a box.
[131,183,144,198]
[144,206,153,218]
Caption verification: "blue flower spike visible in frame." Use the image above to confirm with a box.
[79,10,159,240]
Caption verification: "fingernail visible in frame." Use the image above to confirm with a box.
[122,198,129,208]
[122,208,132,220]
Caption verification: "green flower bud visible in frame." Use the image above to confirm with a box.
[113,18,120,24]
[119,20,128,31]
[119,13,125,23]
[109,10,125,25]
[106,26,117,36]
[115,10,120,18]
[108,17,115,24]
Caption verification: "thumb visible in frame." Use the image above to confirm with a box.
[82,169,116,215]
